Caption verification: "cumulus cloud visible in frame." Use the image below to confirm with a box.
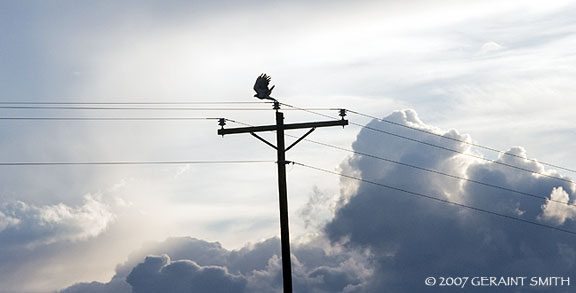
[0,194,115,247]
[540,187,576,225]
[127,255,246,293]
[326,109,576,292]
[62,236,371,293]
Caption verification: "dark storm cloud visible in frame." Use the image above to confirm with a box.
[127,255,247,293]
[60,277,131,293]
[62,236,369,293]
[325,109,576,292]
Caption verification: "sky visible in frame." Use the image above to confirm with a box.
[1,0,576,292]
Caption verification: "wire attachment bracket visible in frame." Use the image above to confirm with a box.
[218,118,226,129]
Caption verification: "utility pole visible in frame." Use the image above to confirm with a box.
[218,101,348,293]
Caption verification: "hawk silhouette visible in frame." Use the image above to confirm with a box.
[253,74,276,101]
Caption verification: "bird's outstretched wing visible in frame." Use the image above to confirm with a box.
[254,74,270,91]
[253,73,275,100]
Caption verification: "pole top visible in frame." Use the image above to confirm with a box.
[273,101,280,111]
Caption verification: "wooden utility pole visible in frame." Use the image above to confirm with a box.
[218,102,347,293]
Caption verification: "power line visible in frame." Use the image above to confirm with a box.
[0,291,55,293]
[288,135,574,207]
[278,103,576,186]
[0,101,271,105]
[0,160,273,166]
[347,109,576,174]
[0,117,223,121]
[293,161,576,236]
[0,105,337,111]
[5,101,573,174]
[0,106,273,111]
[0,118,251,127]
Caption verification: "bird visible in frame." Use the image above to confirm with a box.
[253,73,276,101]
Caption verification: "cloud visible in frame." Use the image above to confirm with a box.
[61,236,371,293]
[127,255,247,293]
[0,194,115,247]
[478,41,505,54]
[60,277,131,293]
[540,187,576,225]
[0,182,138,292]
[325,109,576,292]
[0,210,20,231]
[298,186,335,229]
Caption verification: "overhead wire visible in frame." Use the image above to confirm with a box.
[0,101,271,105]
[278,102,576,185]
[3,100,571,178]
[0,117,225,121]
[7,101,569,187]
[293,161,576,236]
[0,160,274,166]
[0,105,336,111]
[0,106,274,111]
